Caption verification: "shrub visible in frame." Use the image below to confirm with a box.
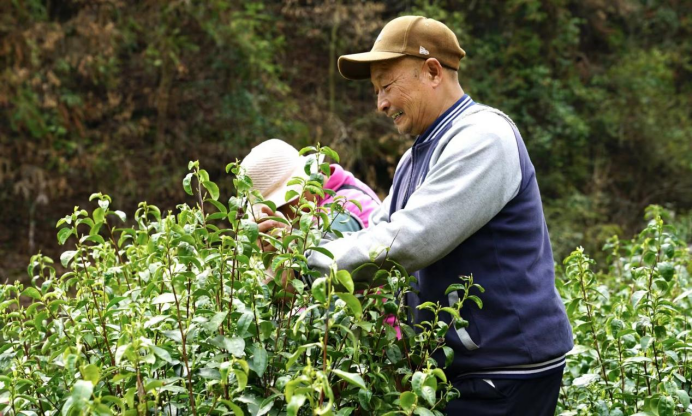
[0,146,478,416]
[558,206,692,415]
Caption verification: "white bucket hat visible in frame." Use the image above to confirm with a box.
[240,139,323,208]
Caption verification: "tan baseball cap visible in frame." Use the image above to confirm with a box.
[338,16,466,80]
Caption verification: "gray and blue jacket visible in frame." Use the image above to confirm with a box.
[308,95,573,379]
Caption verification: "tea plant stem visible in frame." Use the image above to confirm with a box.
[166,250,197,416]
[683,315,689,382]
[576,258,614,402]
[197,177,206,222]
[218,255,226,333]
[106,220,132,290]
[616,335,625,404]
[642,361,651,395]
[79,248,116,368]
[322,304,329,375]
[251,288,263,349]
[135,359,146,415]
[228,242,239,329]
[206,395,219,415]
[646,246,664,386]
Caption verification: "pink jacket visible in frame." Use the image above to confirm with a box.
[317,164,381,228]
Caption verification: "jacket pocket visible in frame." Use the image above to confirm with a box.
[448,291,480,351]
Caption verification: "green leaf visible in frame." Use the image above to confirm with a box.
[161,330,183,343]
[203,180,220,201]
[331,369,366,390]
[219,400,245,416]
[642,251,657,266]
[93,207,105,224]
[399,391,417,411]
[111,210,127,222]
[150,345,173,363]
[657,262,675,281]
[335,292,362,318]
[321,146,340,162]
[183,173,194,195]
[312,277,328,303]
[242,220,259,243]
[421,373,437,406]
[233,369,248,392]
[144,380,164,393]
[432,368,447,383]
[57,227,73,245]
[572,373,600,387]
[307,246,334,259]
[71,379,93,401]
[252,344,268,378]
[21,287,41,300]
[676,389,691,408]
[336,270,354,294]
[287,393,307,416]
[298,146,317,156]
[80,364,100,385]
[60,250,77,267]
[412,372,426,396]
[203,311,228,332]
[207,199,227,214]
[210,336,245,358]
[413,408,435,416]
[467,295,483,309]
[444,284,466,296]
[299,212,312,232]
[285,190,300,203]
[290,278,305,294]
[658,395,675,416]
[386,344,402,363]
[442,346,454,368]
[152,293,176,304]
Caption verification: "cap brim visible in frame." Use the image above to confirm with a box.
[338,51,406,80]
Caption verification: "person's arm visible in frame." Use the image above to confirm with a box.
[328,211,363,233]
[307,113,522,282]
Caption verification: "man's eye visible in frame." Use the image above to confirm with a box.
[383,83,392,91]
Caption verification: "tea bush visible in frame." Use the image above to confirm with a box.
[558,206,692,415]
[0,146,478,415]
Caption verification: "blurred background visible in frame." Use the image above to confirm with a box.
[1,0,691,283]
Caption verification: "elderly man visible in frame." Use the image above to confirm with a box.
[262,15,573,415]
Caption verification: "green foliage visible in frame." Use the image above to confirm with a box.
[558,205,692,415]
[0,147,481,415]
[2,0,692,282]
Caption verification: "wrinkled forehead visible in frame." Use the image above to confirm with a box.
[370,58,407,85]
[371,57,422,86]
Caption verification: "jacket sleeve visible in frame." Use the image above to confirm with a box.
[308,112,523,282]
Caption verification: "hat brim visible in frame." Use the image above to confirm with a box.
[338,51,406,80]
[262,154,325,209]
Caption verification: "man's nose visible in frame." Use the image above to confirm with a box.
[377,94,390,114]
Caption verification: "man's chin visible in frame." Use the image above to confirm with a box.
[395,124,410,135]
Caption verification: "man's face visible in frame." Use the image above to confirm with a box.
[371,58,432,136]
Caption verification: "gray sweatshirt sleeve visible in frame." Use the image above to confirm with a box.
[308,111,522,281]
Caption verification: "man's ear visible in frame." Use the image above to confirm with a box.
[423,58,444,86]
